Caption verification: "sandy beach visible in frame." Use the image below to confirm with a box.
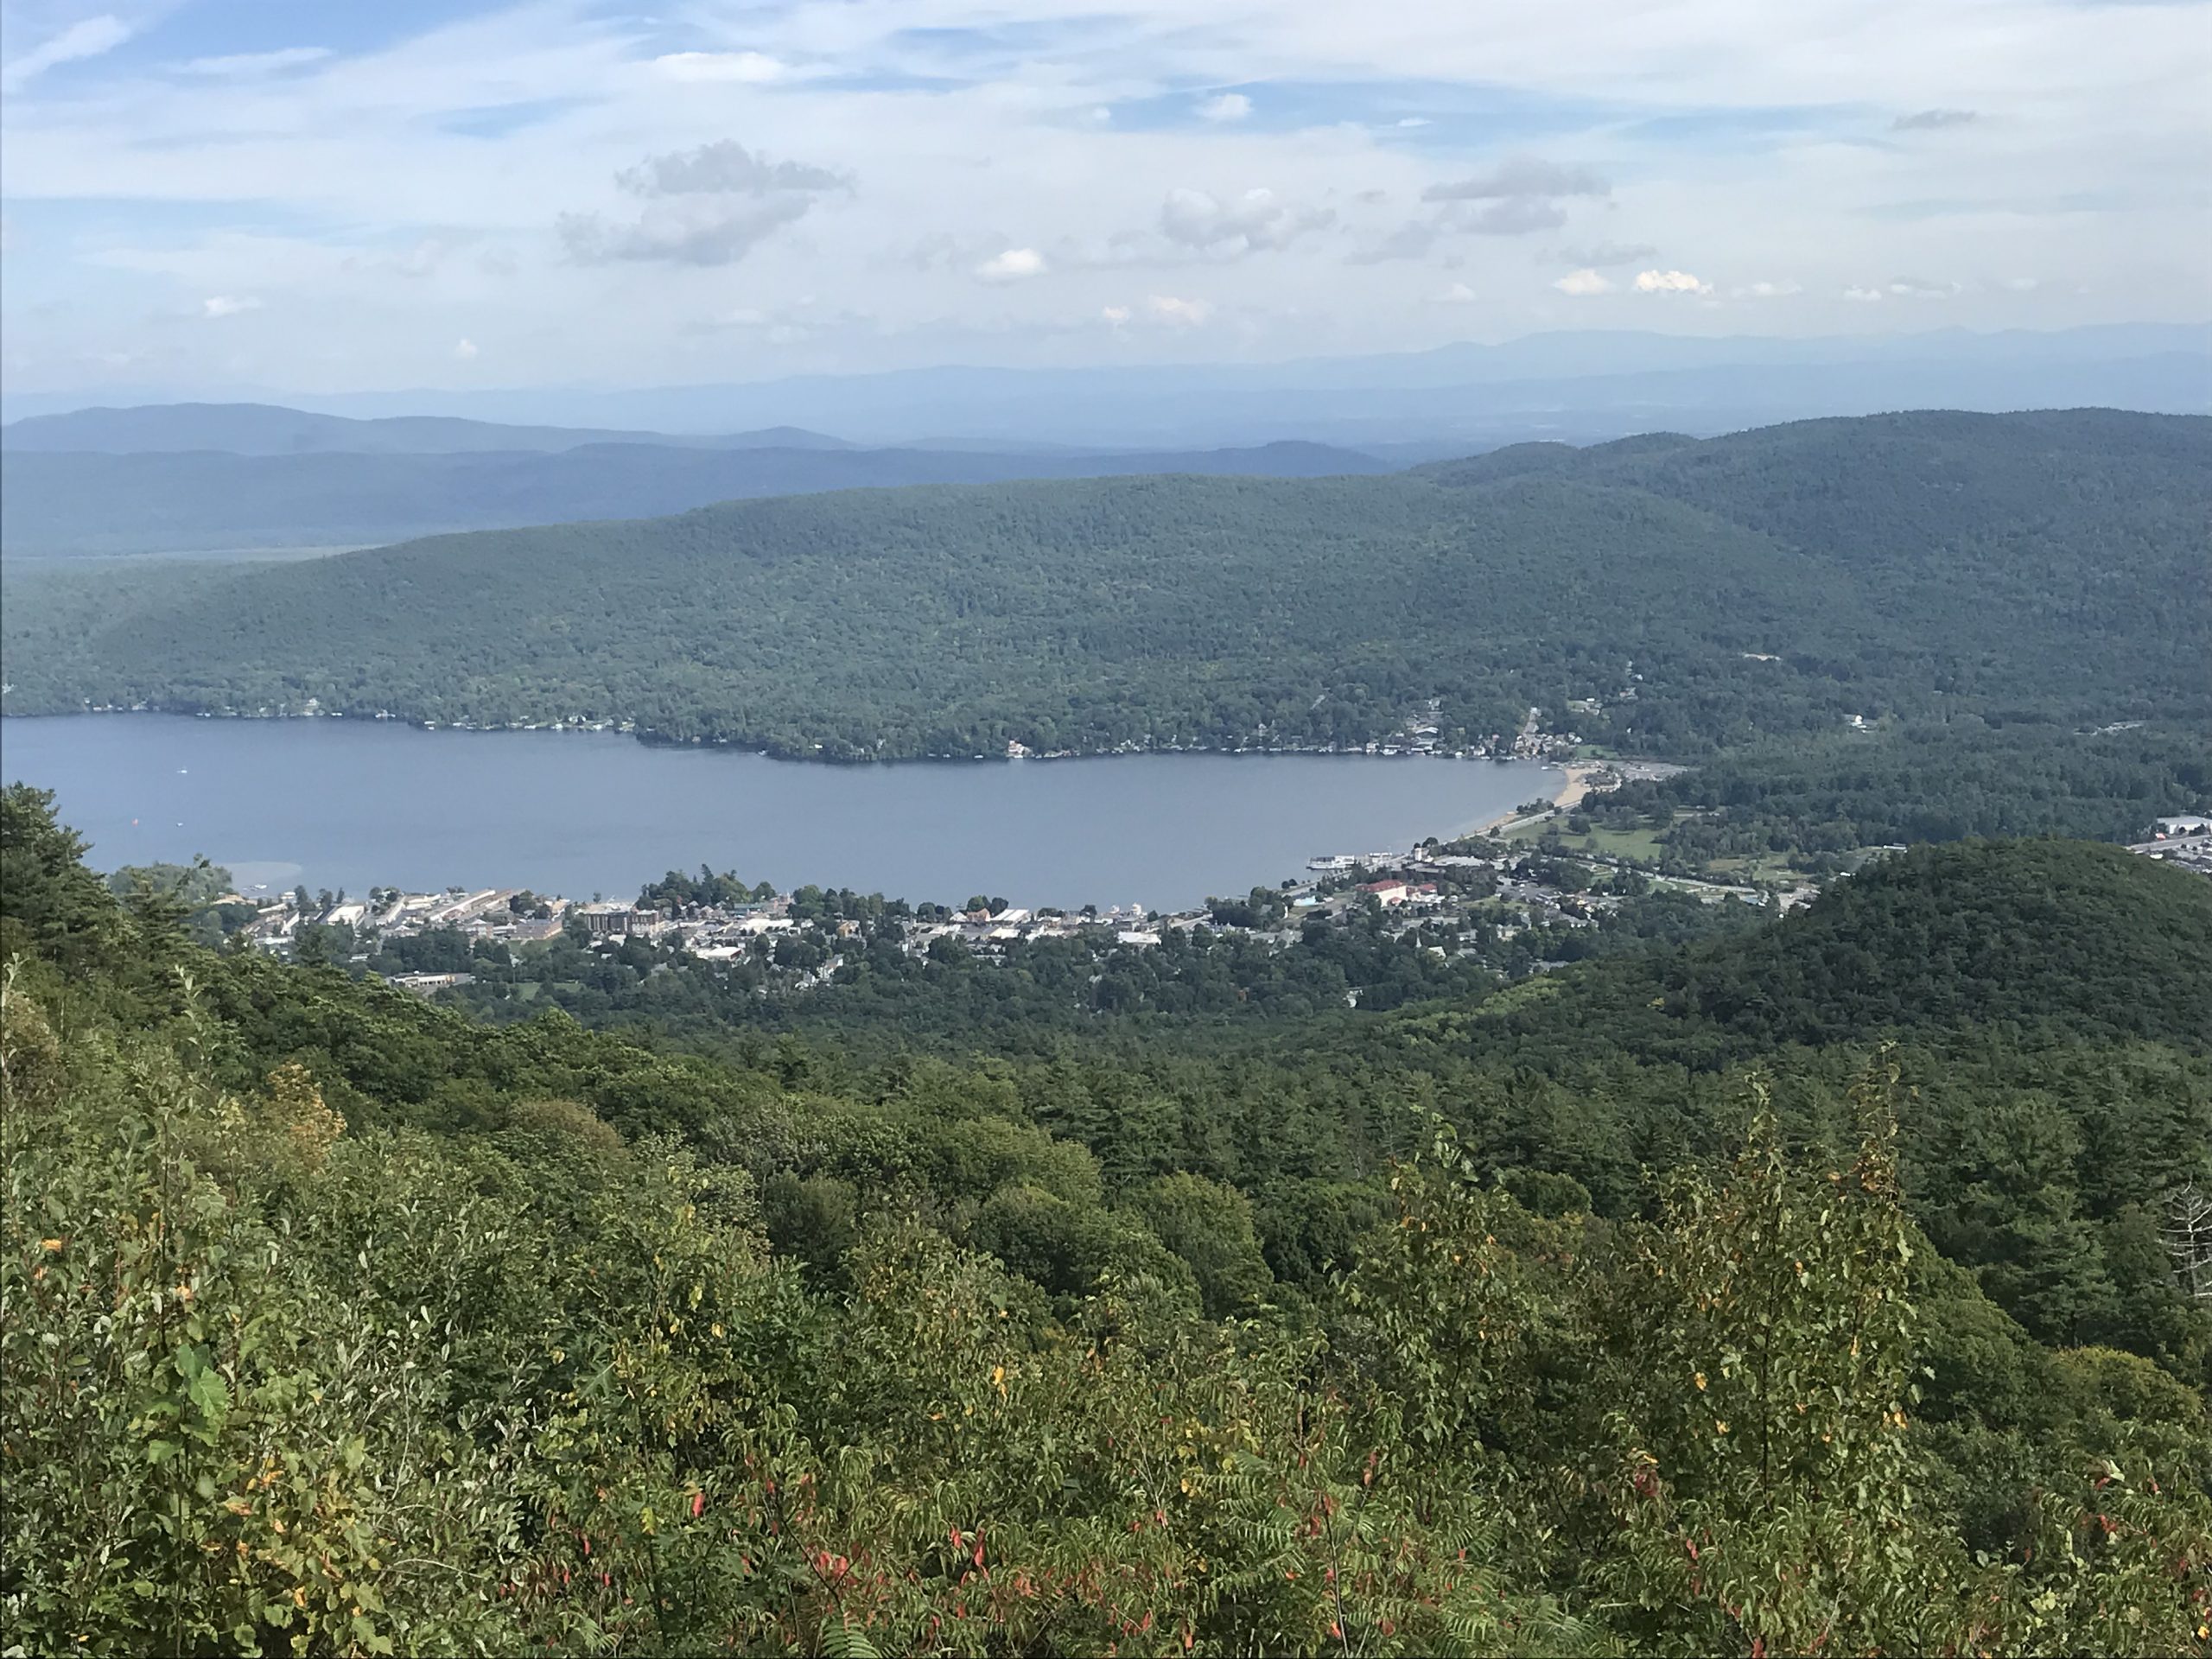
[1467,760,1607,837]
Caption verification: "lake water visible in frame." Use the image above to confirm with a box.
[2,716,1559,912]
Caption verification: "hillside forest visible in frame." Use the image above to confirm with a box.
[5,784,2210,1656]
[5,410,2206,770]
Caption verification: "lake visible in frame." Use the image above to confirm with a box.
[2,715,1560,912]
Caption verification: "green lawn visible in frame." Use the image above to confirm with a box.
[1504,816,1669,864]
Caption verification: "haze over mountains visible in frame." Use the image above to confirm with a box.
[5,323,2202,449]
[0,404,859,457]
[0,419,1388,555]
[6,322,2204,556]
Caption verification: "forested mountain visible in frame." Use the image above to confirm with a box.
[1385,839,2212,1068]
[5,411,2205,765]
[0,401,856,456]
[7,787,2209,1656]
[0,437,1388,555]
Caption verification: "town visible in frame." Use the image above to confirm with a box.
[213,762,1798,1007]
[219,777,2212,1016]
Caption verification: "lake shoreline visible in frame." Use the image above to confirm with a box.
[1464,761,1605,837]
[3,713,1560,912]
[4,705,1576,772]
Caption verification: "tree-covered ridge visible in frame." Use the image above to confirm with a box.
[1594,719,2212,871]
[6,786,2211,1655]
[4,409,2206,760]
[1405,838,2212,1068]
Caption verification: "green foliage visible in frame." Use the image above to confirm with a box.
[6,791,2210,1656]
[1459,839,2212,1062]
[1,782,128,977]
[1620,719,2212,864]
[9,411,2206,762]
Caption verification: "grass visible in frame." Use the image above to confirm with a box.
[1503,815,1669,865]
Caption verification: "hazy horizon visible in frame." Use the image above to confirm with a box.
[4,0,2209,404]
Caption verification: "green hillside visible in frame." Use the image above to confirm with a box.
[5,410,2207,761]
[1394,838,2212,1070]
[8,786,2212,1656]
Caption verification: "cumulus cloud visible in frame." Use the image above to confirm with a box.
[453,337,480,359]
[1553,269,1614,296]
[1429,282,1480,305]
[1633,269,1713,295]
[562,140,848,267]
[1842,285,1886,302]
[1351,187,1587,263]
[200,295,264,319]
[1148,294,1211,325]
[1893,108,1978,130]
[561,199,813,265]
[615,141,843,198]
[1355,156,1613,251]
[0,15,131,92]
[1159,188,1332,255]
[1734,280,1802,299]
[1101,304,1132,325]
[1196,92,1251,122]
[975,247,1047,282]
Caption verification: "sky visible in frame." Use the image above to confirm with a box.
[2,0,2208,397]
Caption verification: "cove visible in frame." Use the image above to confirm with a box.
[2,715,1560,912]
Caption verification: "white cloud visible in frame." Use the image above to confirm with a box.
[1734,280,1802,299]
[1395,117,1430,129]
[178,48,333,78]
[975,247,1047,282]
[1553,269,1614,296]
[561,198,812,266]
[562,141,846,268]
[1634,269,1713,296]
[1196,92,1251,123]
[1886,276,1960,298]
[1,14,131,93]
[1160,188,1332,255]
[453,337,479,359]
[1148,295,1211,325]
[654,51,790,84]
[1842,286,1887,302]
[0,0,2201,391]
[1430,282,1480,304]
[200,295,264,319]
[1101,304,1132,325]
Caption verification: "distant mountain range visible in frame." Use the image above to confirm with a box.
[0,404,856,456]
[7,322,2203,555]
[5,323,2204,450]
[0,429,1389,556]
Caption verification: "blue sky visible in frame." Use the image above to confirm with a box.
[2,0,2206,396]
